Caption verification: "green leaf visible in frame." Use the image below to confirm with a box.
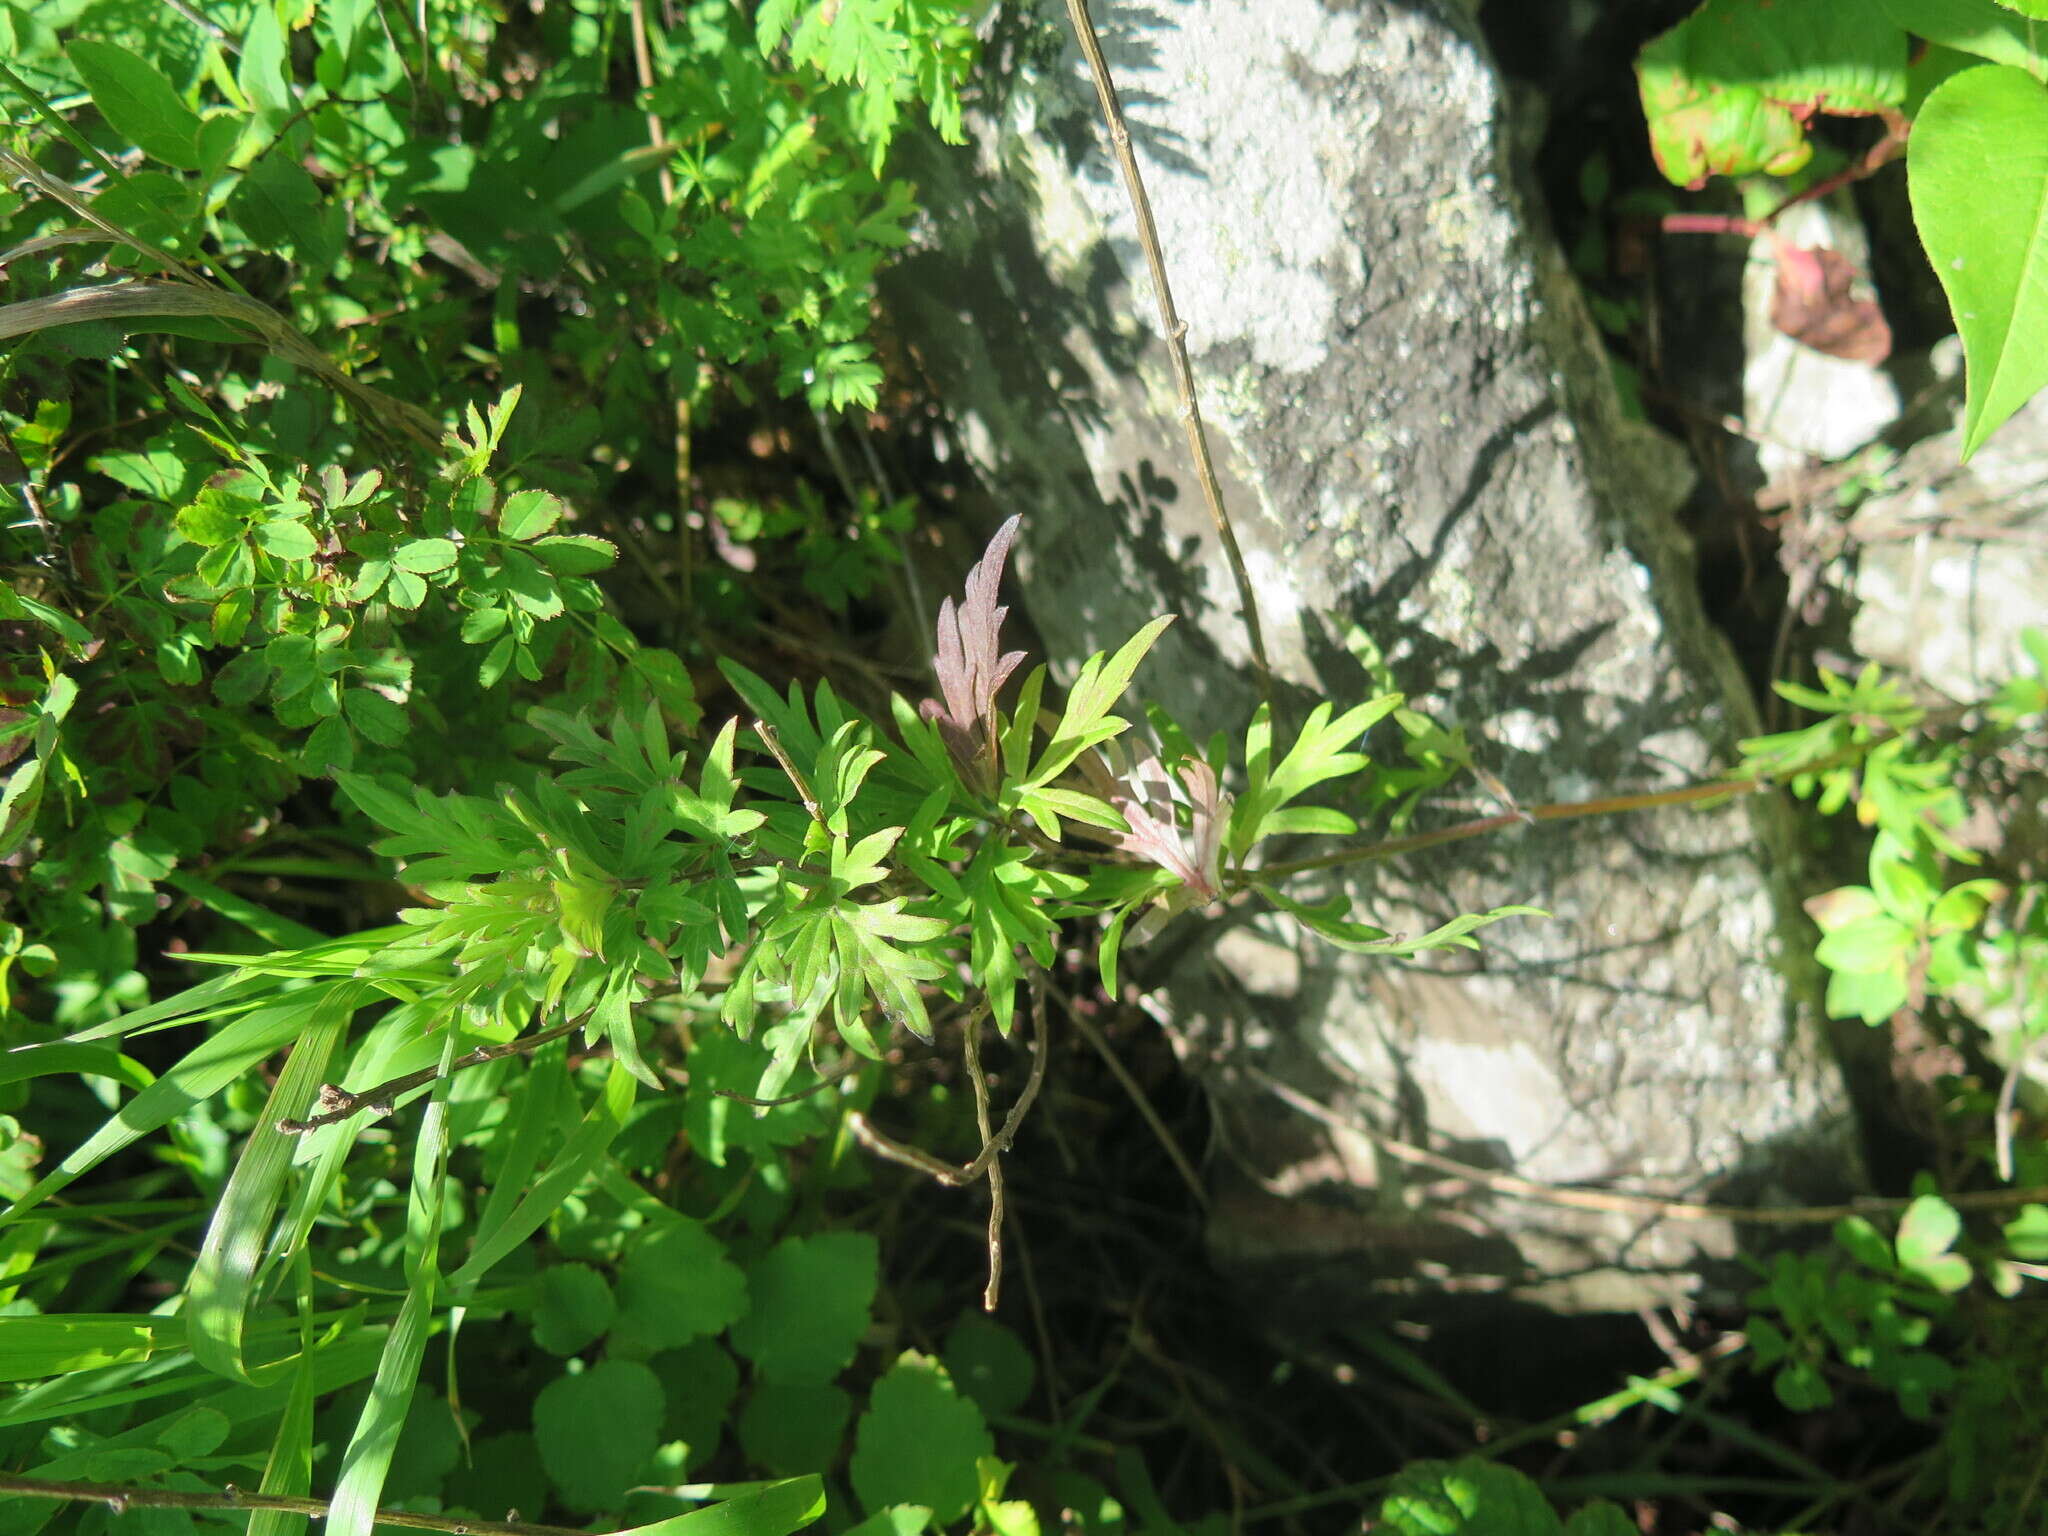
[393,537,459,574]
[386,568,429,609]
[1882,0,2048,71]
[849,1353,993,1524]
[534,1358,664,1513]
[449,1059,637,1289]
[610,1219,748,1355]
[942,1317,1035,1418]
[237,1,292,124]
[530,534,619,575]
[176,497,247,547]
[257,517,317,560]
[1813,914,1914,974]
[617,1477,826,1536]
[739,1381,852,1476]
[533,1263,616,1355]
[1377,1457,1563,1535]
[500,489,565,540]
[1029,616,1174,786]
[1896,1194,1973,1291]
[729,1231,877,1383]
[341,688,409,747]
[2005,1203,2048,1260]
[0,1315,172,1381]
[187,997,348,1384]
[1911,64,2048,456]
[327,1029,462,1536]
[68,39,205,170]
[1636,0,1908,186]
[2,992,330,1222]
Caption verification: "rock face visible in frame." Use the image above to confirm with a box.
[886,0,1862,1314]
[1843,384,2048,707]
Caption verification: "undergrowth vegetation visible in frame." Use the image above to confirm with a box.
[3,2,2048,1535]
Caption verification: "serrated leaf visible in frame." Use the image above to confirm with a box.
[533,1263,616,1355]
[257,518,317,560]
[1378,1457,1563,1536]
[176,497,247,547]
[1636,0,1908,187]
[728,1232,877,1384]
[534,1358,663,1512]
[386,568,429,609]
[500,489,565,541]
[849,1353,993,1524]
[341,688,409,747]
[530,534,619,575]
[611,1220,748,1355]
[393,537,458,574]
[1910,63,2048,456]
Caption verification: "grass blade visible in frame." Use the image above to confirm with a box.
[326,1028,463,1536]
[448,1058,636,1290]
[187,989,350,1383]
[4,987,342,1221]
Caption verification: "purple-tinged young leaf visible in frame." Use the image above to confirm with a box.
[921,515,1027,789]
[1107,751,1227,901]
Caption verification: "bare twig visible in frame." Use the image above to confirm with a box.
[713,1052,863,1107]
[1248,1065,2048,1225]
[845,987,1050,1189]
[752,719,822,821]
[845,983,1052,1306]
[0,1473,589,1536]
[962,1000,1007,1309]
[1061,0,1273,713]
[278,1018,582,1134]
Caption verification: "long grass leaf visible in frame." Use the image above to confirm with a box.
[164,870,331,949]
[326,1028,463,1536]
[0,1041,153,1092]
[448,1058,635,1290]
[188,991,350,1383]
[469,1043,568,1245]
[4,988,340,1221]
[268,1005,434,1269]
[0,1315,173,1381]
[247,1253,321,1536]
[621,1477,827,1536]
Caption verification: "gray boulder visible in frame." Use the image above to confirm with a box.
[885,0,1862,1314]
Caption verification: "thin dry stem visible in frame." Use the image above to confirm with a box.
[962,1004,1006,1309]
[628,0,678,206]
[279,1017,581,1134]
[843,981,1051,1305]
[0,1473,589,1536]
[1061,0,1273,713]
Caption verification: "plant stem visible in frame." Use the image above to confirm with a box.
[277,1017,583,1134]
[1240,776,1760,885]
[1061,0,1274,714]
[0,1473,593,1536]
